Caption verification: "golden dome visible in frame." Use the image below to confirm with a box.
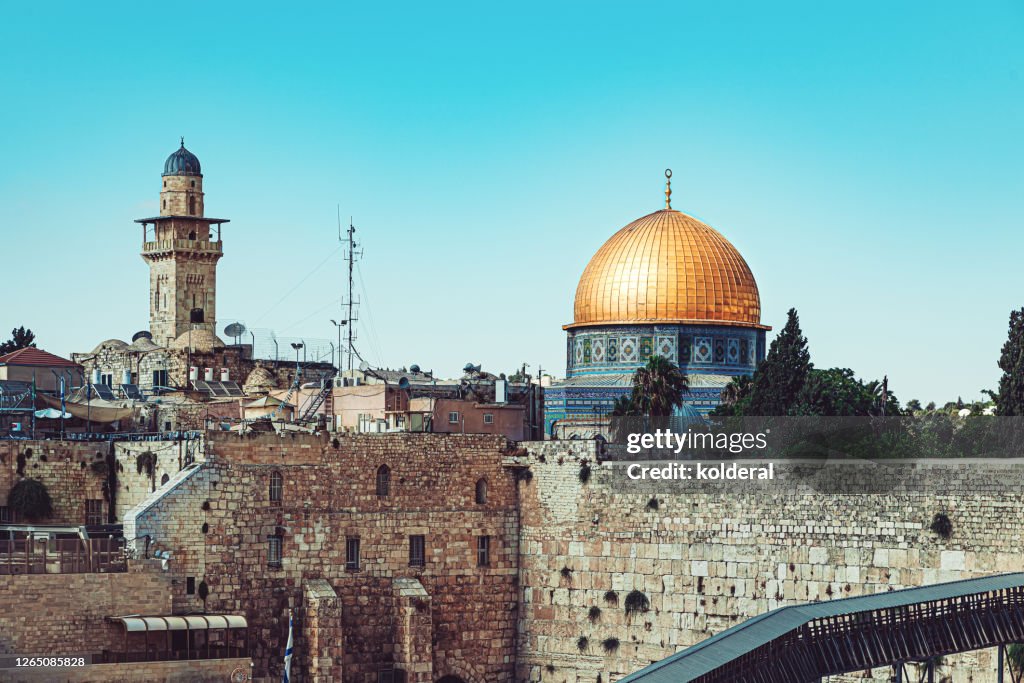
[568,208,765,329]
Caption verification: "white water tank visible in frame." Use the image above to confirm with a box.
[91,369,101,384]
[189,366,199,382]
[204,368,214,382]
[220,368,230,382]
[121,369,131,385]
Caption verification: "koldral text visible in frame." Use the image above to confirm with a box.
[626,428,769,455]
[626,462,775,481]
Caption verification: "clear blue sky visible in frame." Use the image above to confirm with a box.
[1,1,1021,404]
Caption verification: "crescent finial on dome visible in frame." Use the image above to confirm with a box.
[665,168,673,210]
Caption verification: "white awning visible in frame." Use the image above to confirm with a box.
[110,614,248,632]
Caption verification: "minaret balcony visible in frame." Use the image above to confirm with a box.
[142,239,223,256]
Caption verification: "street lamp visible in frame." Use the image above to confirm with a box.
[290,342,304,381]
[330,320,347,375]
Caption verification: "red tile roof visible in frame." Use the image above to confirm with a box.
[0,347,80,367]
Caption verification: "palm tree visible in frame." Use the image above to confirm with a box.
[630,355,689,417]
[720,374,753,408]
[610,394,637,416]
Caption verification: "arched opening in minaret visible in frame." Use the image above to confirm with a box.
[188,195,196,214]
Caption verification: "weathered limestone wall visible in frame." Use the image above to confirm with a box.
[3,657,251,683]
[126,431,521,683]
[515,441,1024,683]
[0,561,171,656]
[0,441,108,525]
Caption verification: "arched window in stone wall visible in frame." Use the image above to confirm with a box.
[376,465,390,498]
[269,470,283,505]
[188,195,196,214]
[160,473,169,486]
[475,478,487,505]
[188,230,196,240]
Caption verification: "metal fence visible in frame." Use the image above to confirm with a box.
[0,537,126,575]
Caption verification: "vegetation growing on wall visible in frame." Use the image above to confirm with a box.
[7,478,53,521]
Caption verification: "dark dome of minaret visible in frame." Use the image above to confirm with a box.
[163,139,202,176]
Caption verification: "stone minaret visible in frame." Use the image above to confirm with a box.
[136,139,229,347]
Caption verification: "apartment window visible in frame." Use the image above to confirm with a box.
[345,537,360,571]
[100,373,114,387]
[269,471,283,506]
[267,535,283,568]
[475,478,487,505]
[376,465,390,498]
[85,499,104,525]
[477,535,491,567]
[0,506,12,523]
[483,413,494,425]
[448,411,460,424]
[409,535,425,567]
[152,369,169,388]
[186,577,196,595]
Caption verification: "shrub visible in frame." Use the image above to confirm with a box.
[588,605,602,622]
[201,522,209,534]
[578,462,592,484]
[647,497,659,511]
[930,512,953,539]
[91,460,109,476]
[560,566,573,581]
[624,590,650,616]
[601,637,620,653]
[576,636,589,652]
[604,590,619,605]
[7,478,53,521]
[197,580,209,602]
[136,451,157,476]
[545,664,555,673]
[201,500,211,511]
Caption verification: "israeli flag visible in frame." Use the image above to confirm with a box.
[282,610,294,683]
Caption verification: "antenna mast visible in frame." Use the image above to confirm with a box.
[339,212,361,374]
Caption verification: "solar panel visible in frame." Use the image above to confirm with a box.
[221,381,244,397]
[208,382,230,397]
[192,380,213,395]
[120,384,143,400]
[92,383,116,400]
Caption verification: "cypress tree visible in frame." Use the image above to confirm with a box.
[995,307,1024,416]
[747,308,812,416]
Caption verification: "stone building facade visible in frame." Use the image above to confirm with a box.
[125,432,521,682]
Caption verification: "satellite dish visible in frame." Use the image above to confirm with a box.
[398,377,411,390]
[131,330,153,342]
[224,322,246,339]
[410,364,421,373]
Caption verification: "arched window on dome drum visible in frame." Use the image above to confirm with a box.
[376,465,390,498]
[475,478,487,505]
[269,471,283,506]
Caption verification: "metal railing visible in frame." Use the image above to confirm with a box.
[0,537,126,575]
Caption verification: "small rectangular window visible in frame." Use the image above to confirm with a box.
[186,577,196,595]
[0,506,11,523]
[85,499,104,525]
[267,536,283,567]
[483,413,494,425]
[346,537,360,571]
[448,412,460,424]
[477,535,491,567]
[409,535,425,567]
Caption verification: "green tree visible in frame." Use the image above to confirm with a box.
[793,368,901,416]
[7,478,53,521]
[995,308,1024,416]
[713,374,754,417]
[905,399,922,413]
[629,355,689,416]
[0,326,36,355]
[746,308,812,416]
